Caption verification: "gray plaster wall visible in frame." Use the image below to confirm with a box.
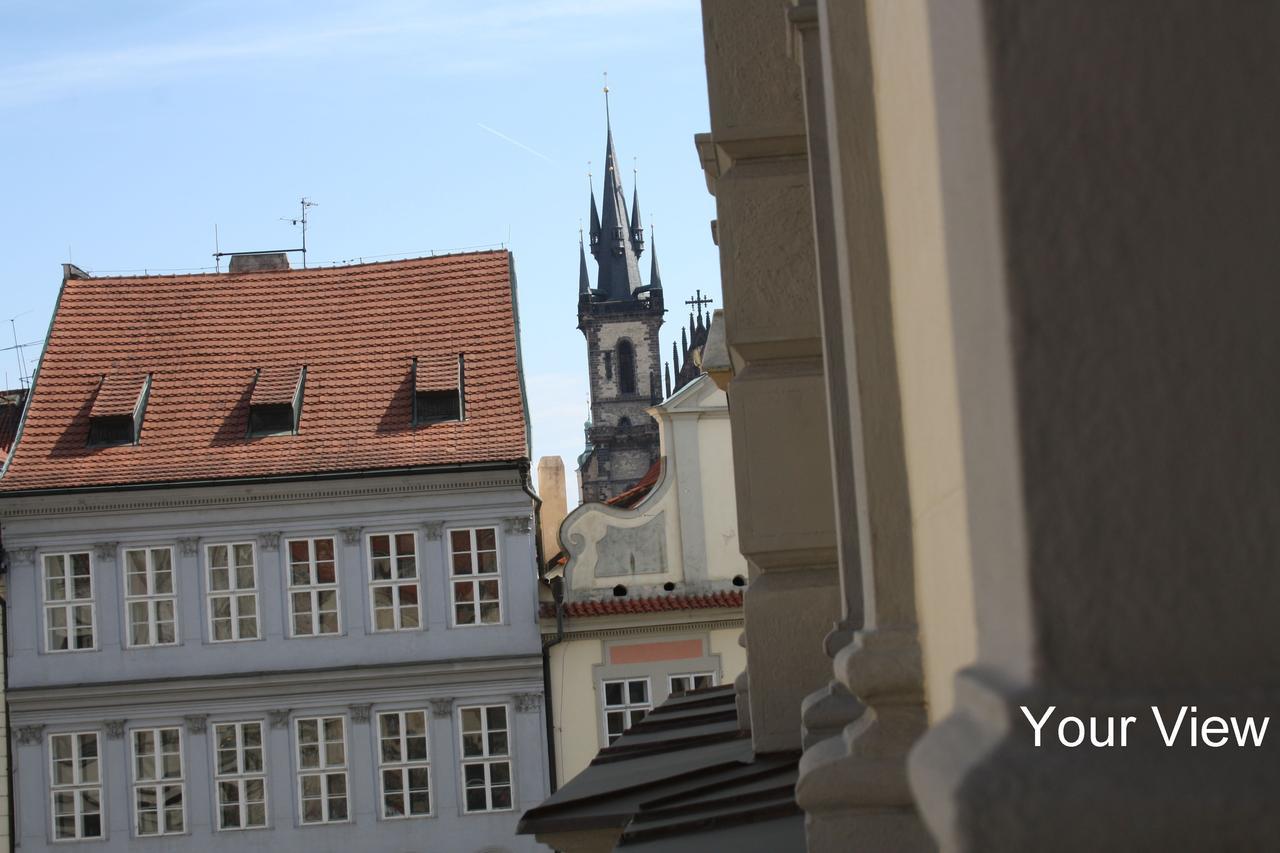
[0,468,549,852]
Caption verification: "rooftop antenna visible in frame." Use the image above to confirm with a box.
[281,197,318,268]
[4,310,37,391]
[213,224,221,273]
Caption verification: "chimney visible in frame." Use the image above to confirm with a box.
[229,252,290,273]
[537,456,569,562]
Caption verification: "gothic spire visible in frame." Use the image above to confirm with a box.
[592,87,645,300]
[588,185,602,259]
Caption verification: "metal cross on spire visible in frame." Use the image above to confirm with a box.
[685,289,714,312]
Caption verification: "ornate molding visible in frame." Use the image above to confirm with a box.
[268,709,291,729]
[422,521,445,541]
[15,725,45,746]
[6,546,36,566]
[502,516,533,535]
[92,541,118,560]
[514,693,543,713]
[176,537,200,557]
[348,704,372,723]
[104,720,127,740]
[428,697,454,717]
[184,715,208,734]
[339,527,363,546]
[257,532,281,552]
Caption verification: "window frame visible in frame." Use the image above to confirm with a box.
[212,720,268,832]
[41,551,97,654]
[447,526,503,628]
[376,709,433,820]
[601,677,652,745]
[205,542,261,643]
[668,671,718,695]
[457,704,514,814]
[284,536,342,638]
[294,715,350,825]
[48,730,104,841]
[129,725,186,838]
[366,531,423,633]
[122,545,180,649]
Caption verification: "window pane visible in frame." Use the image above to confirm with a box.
[289,540,309,562]
[629,680,649,703]
[465,788,487,812]
[236,563,255,589]
[211,566,230,591]
[480,602,501,623]
[209,546,228,568]
[476,528,496,550]
[486,706,507,731]
[235,543,254,566]
[370,535,390,558]
[450,529,471,552]
[315,538,334,561]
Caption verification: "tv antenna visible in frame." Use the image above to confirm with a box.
[3,310,39,391]
[212,197,316,270]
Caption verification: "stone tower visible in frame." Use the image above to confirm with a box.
[576,103,665,504]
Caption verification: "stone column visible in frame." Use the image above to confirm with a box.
[907,0,1280,849]
[422,522,450,631]
[338,527,366,636]
[428,698,458,815]
[347,704,373,825]
[258,533,285,641]
[698,0,843,755]
[92,542,122,652]
[176,537,203,645]
[266,709,294,829]
[183,715,212,835]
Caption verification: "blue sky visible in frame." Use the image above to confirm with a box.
[0,0,721,500]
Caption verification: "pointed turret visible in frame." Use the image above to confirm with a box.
[665,363,672,399]
[578,232,591,295]
[672,340,680,374]
[629,186,644,257]
[648,232,664,290]
[588,188,602,259]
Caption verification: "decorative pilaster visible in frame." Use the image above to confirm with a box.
[6,546,36,567]
[501,516,532,535]
[428,697,454,717]
[513,693,542,713]
[104,720,127,740]
[92,541,118,561]
[348,704,371,724]
[184,715,208,735]
[422,522,445,541]
[257,532,281,552]
[267,709,291,730]
[176,537,200,557]
[339,527,363,546]
[15,724,44,746]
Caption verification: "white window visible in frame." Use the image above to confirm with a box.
[668,672,717,695]
[459,705,512,813]
[49,732,102,840]
[132,727,185,836]
[368,532,421,631]
[377,710,431,818]
[124,547,178,647]
[207,543,259,642]
[214,721,267,830]
[286,537,340,636]
[42,552,95,652]
[602,678,651,744]
[296,716,348,824]
[448,527,501,626]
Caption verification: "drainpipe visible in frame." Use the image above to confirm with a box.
[518,462,563,792]
[542,577,566,792]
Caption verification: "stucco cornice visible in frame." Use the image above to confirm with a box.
[0,472,524,519]
[541,617,743,642]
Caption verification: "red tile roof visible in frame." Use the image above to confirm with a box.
[89,372,148,417]
[540,590,743,619]
[0,252,528,493]
[249,366,303,406]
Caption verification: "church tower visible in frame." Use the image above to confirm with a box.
[576,99,665,504]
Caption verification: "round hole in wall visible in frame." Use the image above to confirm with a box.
[613,584,628,597]
[732,574,746,587]
[663,581,676,592]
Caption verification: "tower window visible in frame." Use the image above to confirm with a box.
[617,340,636,395]
[413,354,465,426]
[603,351,613,380]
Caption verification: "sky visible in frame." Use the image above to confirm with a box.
[0,0,722,502]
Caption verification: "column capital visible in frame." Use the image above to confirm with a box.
[16,724,45,745]
[422,522,445,541]
[339,527,363,546]
[428,697,454,717]
[257,532,281,552]
[348,704,372,724]
[184,715,208,735]
[513,693,543,713]
[176,537,200,557]
[104,720,127,740]
[268,709,291,729]
[92,541,119,561]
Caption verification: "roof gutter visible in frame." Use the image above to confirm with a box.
[0,458,529,499]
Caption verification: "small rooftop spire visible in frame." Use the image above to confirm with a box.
[588,168,601,258]
[629,161,644,257]
[648,224,663,290]
[579,229,590,295]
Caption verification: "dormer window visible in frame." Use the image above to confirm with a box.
[413,354,464,426]
[248,366,305,437]
[87,372,151,447]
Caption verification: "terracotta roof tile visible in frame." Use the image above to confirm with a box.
[605,459,662,508]
[250,366,303,406]
[0,252,528,492]
[540,589,743,619]
[0,389,26,458]
[416,354,458,392]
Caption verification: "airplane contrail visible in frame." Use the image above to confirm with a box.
[477,123,555,164]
